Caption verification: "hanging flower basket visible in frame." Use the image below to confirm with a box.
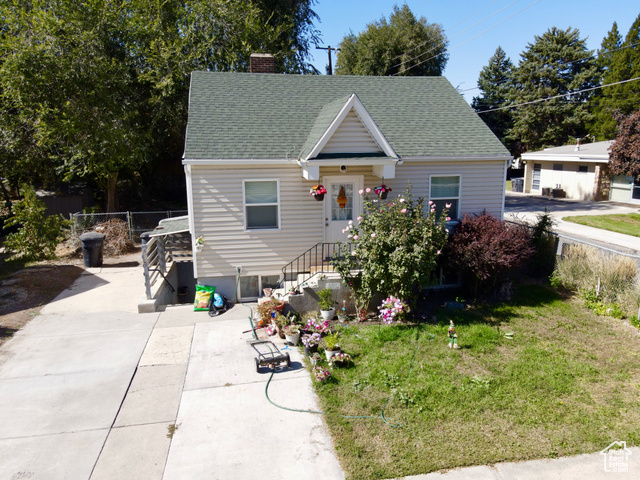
[310,185,327,201]
[374,184,392,199]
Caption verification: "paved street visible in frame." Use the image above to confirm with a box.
[505,192,639,254]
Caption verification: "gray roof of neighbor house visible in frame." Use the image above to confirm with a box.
[522,140,613,159]
[183,72,511,160]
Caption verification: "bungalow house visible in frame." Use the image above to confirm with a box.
[183,55,511,301]
[521,140,640,203]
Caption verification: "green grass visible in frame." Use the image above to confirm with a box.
[310,285,640,479]
[562,213,640,237]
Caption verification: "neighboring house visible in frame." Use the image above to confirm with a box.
[521,140,640,203]
[183,55,511,301]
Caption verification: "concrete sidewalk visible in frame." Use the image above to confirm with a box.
[1,254,639,479]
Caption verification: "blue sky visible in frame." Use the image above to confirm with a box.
[309,0,639,103]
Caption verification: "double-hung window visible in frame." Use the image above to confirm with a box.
[244,180,280,230]
[430,175,460,219]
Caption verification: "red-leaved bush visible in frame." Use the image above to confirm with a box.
[448,212,534,297]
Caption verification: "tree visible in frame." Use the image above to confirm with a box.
[609,109,640,179]
[507,27,600,153]
[589,15,640,141]
[472,47,516,155]
[0,0,320,211]
[335,3,447,76]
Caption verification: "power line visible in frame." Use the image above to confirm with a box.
[462,41,640,94]
[392,0,543,76]
[477,76,640,113]
[389,0,522,69]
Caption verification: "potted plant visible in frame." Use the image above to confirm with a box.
[256,297,285,328]
[310,184,327,201]
[330,352,351,367]
[374,184,392,199]
[302,332,321,356]
[323,332,340,361]
[284,324,300,345]
[309,352,322,366]
[317,288,336,321]
[304,314,330,334]
[313,365,331,382]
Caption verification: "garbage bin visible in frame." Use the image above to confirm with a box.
[511,177,524,193]
[80,232,105,268]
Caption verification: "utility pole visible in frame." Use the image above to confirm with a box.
[316,45,340,75]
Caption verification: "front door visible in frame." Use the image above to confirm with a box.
[324,175,364,243]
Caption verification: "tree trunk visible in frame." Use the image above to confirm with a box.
[106,172,118,213]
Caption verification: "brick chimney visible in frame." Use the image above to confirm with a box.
[250,53,275,74]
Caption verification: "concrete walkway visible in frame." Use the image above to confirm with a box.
[1,254,639,479]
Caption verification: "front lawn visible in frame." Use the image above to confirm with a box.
[311,285,640,479]
[562,213,640,237]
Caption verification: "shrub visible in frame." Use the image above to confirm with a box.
[333,186,449,307]
[529,211,557,279]
[4,185,66,261]
[448,212,533,297]
[317,288,335,310]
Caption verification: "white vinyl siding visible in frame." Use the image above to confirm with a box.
[321,110,381,154]
[190,160,507,279]
[191,165,323,278]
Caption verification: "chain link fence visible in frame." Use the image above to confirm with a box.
[69,210,188,243]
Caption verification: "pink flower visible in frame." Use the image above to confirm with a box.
[357,216,362,221]
[400,198,405,203]
[446,203,452,208]
[354,235,359,240]
[437,250,441,255]
[359,189,364,195]
[365,188,371,193]
[401,208,407,213]
[348,220,353,225]
[371,233,376,238]
[446,216,451,221]
[341,229,346,233]
[429,200,433,205]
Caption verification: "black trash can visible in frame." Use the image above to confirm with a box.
[80,232,105,268]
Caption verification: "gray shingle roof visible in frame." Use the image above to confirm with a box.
[184,72,510,160]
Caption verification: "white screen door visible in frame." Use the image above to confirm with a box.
[323,175,364,243]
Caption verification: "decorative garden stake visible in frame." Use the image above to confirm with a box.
[448,320,459,349]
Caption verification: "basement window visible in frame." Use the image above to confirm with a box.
[578,165,588,173]
[239,274,280,300]
[243,180,280,230]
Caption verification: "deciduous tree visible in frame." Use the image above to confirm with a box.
[335,3,447,76]
[609,109,640,179]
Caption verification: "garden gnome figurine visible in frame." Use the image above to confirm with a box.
[448,320,459,349]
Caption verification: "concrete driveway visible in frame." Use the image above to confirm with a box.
[505,192,639,253]
[0,257,343,480]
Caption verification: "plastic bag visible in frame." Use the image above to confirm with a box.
[194,284,215,311]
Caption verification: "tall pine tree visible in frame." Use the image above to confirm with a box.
[507,27,599,153]
[472,47,516,155]
[589,15,640,140]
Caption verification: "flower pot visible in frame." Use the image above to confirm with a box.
[325,348,341,362]
[285,332,300,346]
[379,191,388,199]
[314,193,324,201]
[304,345,318,356]
[357,308,368,322]
[320,308,335,321]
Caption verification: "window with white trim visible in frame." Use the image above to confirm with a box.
[430,175,460,219]
[239,274,280,300]
[244,180,280,230]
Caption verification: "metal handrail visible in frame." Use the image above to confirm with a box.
[281,242,353,291]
